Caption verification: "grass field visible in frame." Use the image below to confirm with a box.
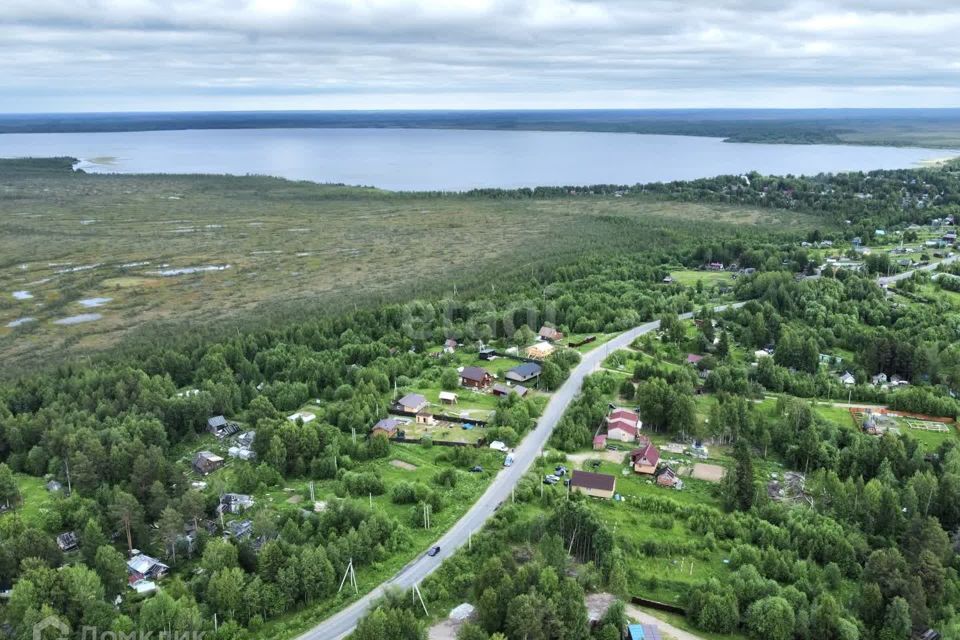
[0,159,822,370]
[669,269,735,287]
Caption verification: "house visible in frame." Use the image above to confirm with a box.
[56,531,79,552]
[287,411,316,424]
[656,467,683,490]
[207,415,240,438]
[871,373,888,385]
[525,342,556,360]
[492,383,528,398]
[506,362,542,383]
[397,393,429,413]
[415,411,436,426]
[570,470,616,500]
[460,366,493,388]
[439,391,458,405]
[225,519,254,540]
[444,338,458,353]
[875,229,886,237]
[192,451,225,476]
[606,408,642,442]
[478,347,497,361]
[219,493,254,514]
[372,417,403,438]
[538,326,564,342]
[127,554,169,581]
[685,354,704,365]
[630,442,661,475]
[608,408,639,423]
[755,349,771,359]
[607,419,638,442]
[839,371,856,386]
[593,435,607,450]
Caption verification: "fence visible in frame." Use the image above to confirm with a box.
[630,595,685,615]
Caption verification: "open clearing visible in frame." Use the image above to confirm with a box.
[691,463,725,482]
[0,159,823,369]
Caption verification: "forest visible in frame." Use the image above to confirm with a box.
[3,157,960,640]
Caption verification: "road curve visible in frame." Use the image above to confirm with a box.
[297,304,742,640]
[878,253,960,285]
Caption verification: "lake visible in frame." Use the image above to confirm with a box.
[1,128,955,191]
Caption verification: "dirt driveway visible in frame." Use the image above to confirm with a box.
[567,449,626,466]
[625,604,707,640]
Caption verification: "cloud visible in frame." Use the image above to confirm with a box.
[0,0,959,110]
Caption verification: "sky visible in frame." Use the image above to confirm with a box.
[2,0,960,112]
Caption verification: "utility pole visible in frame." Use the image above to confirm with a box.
[412,583,429,616]
[64,457,72,495]
[338,558,358,594]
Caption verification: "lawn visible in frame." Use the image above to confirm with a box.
[2,474,56,529]
[669,269,734,287]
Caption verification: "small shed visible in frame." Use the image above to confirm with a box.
[439,391,458,405]
[593,435,607,450]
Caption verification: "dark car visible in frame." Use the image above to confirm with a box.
[470,465,484,473]
[427,546,441,557]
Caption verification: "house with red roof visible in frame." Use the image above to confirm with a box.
[593,434,607,450]
[605,407,642,442]
[686,354,704,365]
[630,441,660,475]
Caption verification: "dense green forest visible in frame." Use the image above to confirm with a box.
[4,158,960,640]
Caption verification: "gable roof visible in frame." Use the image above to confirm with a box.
[686,354,704,364]
[608,408,638,424]
[508,362,542,379]
[398,393,427,407]
[631,442,661,467]
[539,326,562,340]
[460,366,490,382]
[208,415,227,429]
[373,418,402,433]
[571,470,616,492]
[492,383,528,397]
[607,418,638,435]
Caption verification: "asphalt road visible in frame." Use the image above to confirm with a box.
[878,253,959,285]
[297,304,742,640]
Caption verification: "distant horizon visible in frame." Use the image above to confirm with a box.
[4,107,960,117]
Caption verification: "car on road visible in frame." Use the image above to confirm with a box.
[504,454,514,467]
[470,465,483,473]
[427,546,441,557]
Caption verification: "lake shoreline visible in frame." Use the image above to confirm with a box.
[4,127,957,191]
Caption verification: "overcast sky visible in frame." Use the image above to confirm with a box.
[2,0,960,112]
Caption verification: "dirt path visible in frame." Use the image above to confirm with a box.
[624,605,706,640]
